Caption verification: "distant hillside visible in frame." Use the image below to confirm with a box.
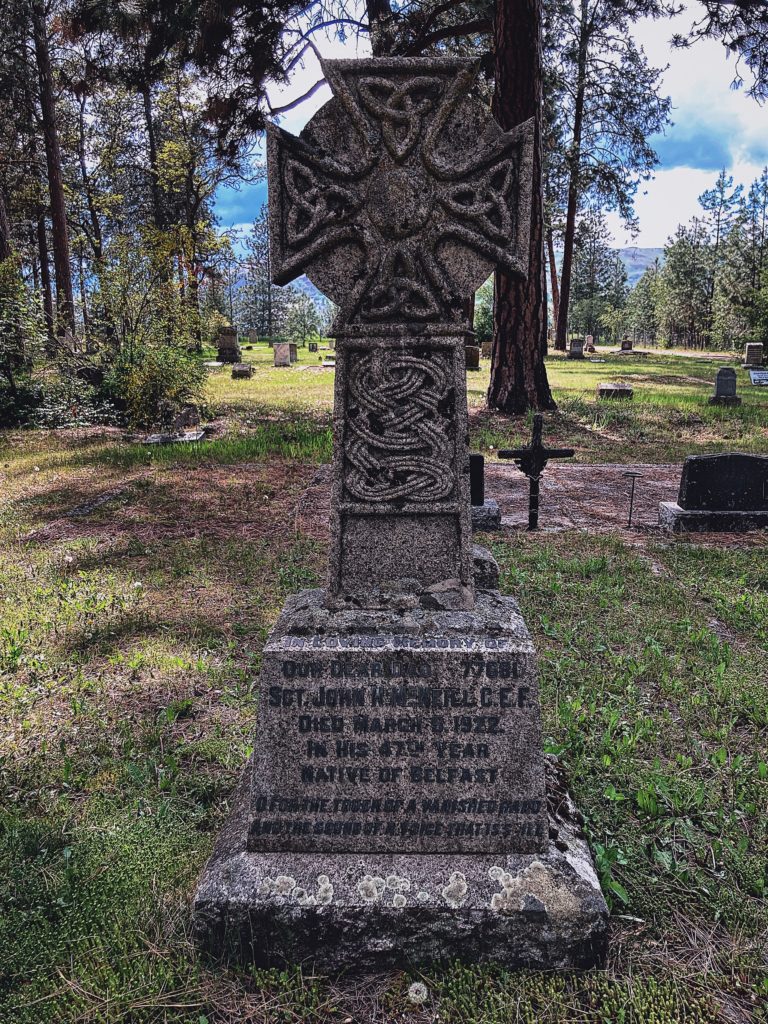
[617,247,664,287]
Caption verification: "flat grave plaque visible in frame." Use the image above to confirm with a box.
[749,370,768,386]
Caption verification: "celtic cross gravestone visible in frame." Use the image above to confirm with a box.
[267,56,534,610]
[193,57,606,972]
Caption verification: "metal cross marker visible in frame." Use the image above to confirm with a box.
[498,414,575,530]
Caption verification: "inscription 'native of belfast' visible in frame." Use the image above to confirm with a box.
[268,58,533,610]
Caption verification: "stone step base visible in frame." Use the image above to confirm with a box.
[659,501,768,533]
[192,768,607,973]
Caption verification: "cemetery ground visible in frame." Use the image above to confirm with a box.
[1,343,767,1024]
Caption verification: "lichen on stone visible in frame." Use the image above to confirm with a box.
[392,893,407,908]
[357,874,386,903]
[441,871,469,908]
[386,874,411,892]
[489,860,580,915]
[274,875,296,895]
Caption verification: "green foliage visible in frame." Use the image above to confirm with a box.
[284,292,322,346]
[106,345,208,429]
[474,278,494,343]
[0,254,45,408]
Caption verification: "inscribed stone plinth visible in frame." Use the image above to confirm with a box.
[193,56,606,971]
[660,453,768,532]
[744,342,764,367]
[232,362,253,380]
[274,342,291,367]
[708,367,740,406]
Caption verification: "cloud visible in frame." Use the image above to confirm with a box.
[215,180,267,227]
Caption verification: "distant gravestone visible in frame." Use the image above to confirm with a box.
[232,362,253,380]
[660,454,768,532]
[469,453,501,530]
[465,345,480,370]
[620,336,633,352]
[217,326,241,364]
[568,337,585,360]
[194,55,606,972]
[708,367,740,406]
[273,342,291,367]
[743,342,764,367]
[585,335,595,353]
[749,369,768,386]
[597,382,633,400]
[289,342,298,362]
[248,328,259,345]
[308,341,318,353]
[481,340,492,359]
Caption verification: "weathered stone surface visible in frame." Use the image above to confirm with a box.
[232,363,254,380]
[192,758,608,971]
[677,453,768,511]
[708,367,740,406]
[274,342,291,367]
[620,336,632,351]
[743,342,764,367]
[267,57,533,612]
[267,58,533,330]
[248,329,259,344]
[597,382,633,400]
[217,326,241,364]
[471,500,501,531]
[472,545,500,589]
[289,342,298,362]
[568,338,584,360]
[481,341,492,359]
[466,345,480,370]
[246,587,547,856]
[309,341,319,353]
[327,333,474,611]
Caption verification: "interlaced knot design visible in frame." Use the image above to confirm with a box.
[344,351,455,504]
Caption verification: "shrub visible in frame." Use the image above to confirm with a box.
[105,345,208,429]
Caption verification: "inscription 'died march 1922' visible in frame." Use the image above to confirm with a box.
[248,651,546,854]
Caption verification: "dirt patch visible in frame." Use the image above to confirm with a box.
[21,460,316,545]
[296,462,768,550]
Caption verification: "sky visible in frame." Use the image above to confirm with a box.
[214,8,768,253]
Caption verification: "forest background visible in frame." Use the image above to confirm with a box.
[1,0,768,429]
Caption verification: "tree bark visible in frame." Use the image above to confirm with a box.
[0,187,12,261]
[36,211,56,351]
[367,0,396,56]
[140,81,165,231]
[546,225,559,336]
[487,0,555,413]
[554,0,589,352]
[31,0,75,337]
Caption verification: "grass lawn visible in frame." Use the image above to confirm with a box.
[0,345,766,1023]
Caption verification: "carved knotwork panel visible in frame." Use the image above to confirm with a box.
[267,58,534,327]
[342,348,456,508]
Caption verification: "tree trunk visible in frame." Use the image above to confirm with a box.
[36,211,56,352]
[487,0,555,414]
[31,0,75,338]
[77,93,103,260]
[140,81,165,231]
[0,187,12,261]
[367,0,396,56]
[546,225,559,335]
[554,0,589,352]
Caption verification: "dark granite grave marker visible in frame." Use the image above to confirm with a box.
[660,453,768,532]
[708,367,740,406]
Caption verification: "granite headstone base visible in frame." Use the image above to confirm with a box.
[192,760,607,972]
[471,499,502,531]
[659,502,768,533]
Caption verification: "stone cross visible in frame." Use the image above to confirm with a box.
[268,57,533,610]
